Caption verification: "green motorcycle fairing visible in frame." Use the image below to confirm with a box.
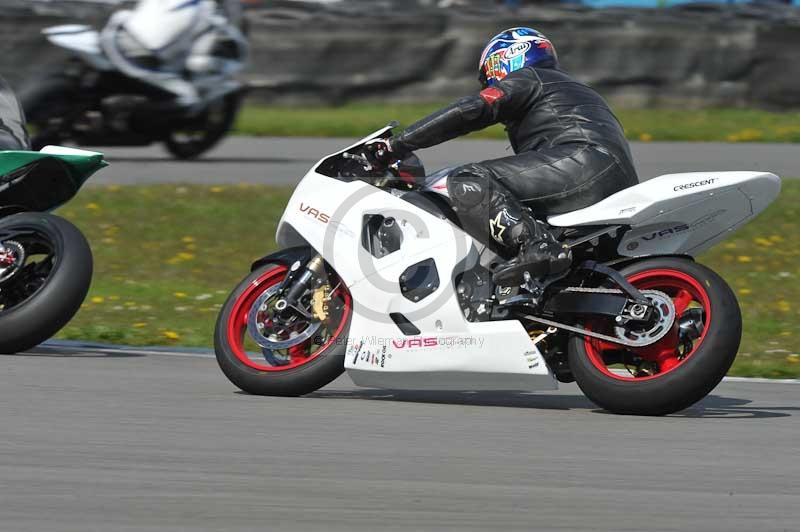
[0,148,108,213]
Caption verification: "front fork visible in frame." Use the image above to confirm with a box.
[275,255,326,317]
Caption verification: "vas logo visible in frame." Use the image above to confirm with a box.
[642,224,690,241]
[392,338,438,349]
[299,203,330,224]
[640,210,727,242]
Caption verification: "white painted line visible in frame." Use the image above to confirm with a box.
[722,376,800,385]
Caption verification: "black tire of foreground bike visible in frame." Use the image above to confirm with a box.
[19,74,77,150]
[568,257,741,416]
[163,93,242,160]
[0,213,93,354]
[214,263,351,396]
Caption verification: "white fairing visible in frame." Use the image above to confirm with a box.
[276,165,556,392]
[549,171,781,257]
[122,0,214,52]
[40,146,103,157]
[43,26,109,69]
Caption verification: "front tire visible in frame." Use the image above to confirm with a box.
[215,262,352,396]
[568,257,741,416]
[0,213,93,354]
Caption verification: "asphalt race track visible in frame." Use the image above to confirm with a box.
[2,342,799,532]
[5,140,795,530]
[89,138,800,186]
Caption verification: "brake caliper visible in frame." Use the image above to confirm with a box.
[311,286,330,322]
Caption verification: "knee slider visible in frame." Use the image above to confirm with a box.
[447,164,494,209]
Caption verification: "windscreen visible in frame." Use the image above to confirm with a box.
[0,76,29,150]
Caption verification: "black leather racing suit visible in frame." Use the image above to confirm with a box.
[390,66,638,281]
[0,76,29,150]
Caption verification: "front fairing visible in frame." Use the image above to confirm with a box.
[122,0,214,52]
[274,129,557,391]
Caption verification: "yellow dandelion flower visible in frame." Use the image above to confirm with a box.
[777,300,791,312]
[727,129,763,142]
[163,331,180,340]
[754,237,773,247]
[177,252,195,261]
[210,186,225,193]
[174,292,188,298]
[86,202,101,211]
[738,288,752,296]
[786,354,800,364]
[181,236,195,243]
[639,133,653,142]
[133,323,147,328]
[737,256,753,263]
[90,296,105,304]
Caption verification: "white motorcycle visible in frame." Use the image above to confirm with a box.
[20,0,248,159]
[215,126,780,416]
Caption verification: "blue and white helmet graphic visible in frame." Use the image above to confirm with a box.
[478,27,558,87]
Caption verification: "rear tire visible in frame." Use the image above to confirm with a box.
[0,213,93,354]
[214,262,351,396]
[568,257,741,416]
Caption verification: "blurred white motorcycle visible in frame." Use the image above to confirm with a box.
[20,0,249,159]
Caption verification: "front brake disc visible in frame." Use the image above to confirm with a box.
[247,283,322,350]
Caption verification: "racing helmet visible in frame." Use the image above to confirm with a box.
[478,27,558,87]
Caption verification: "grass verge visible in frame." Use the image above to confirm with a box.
[235,103,800,143]
[56,182,800,378]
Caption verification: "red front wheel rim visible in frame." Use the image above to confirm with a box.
[584,268,712,382]
[226,266,352,372]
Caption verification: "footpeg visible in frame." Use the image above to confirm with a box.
[497,293,540,310]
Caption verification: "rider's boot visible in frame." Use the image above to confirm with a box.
[491,215,572,285]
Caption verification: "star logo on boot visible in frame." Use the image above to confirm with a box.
[490,211,508,243]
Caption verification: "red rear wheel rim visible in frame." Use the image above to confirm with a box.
[226,266,352,372]
[584,268,712,382]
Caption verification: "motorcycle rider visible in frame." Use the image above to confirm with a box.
[100,0,245,107]
[0,76,28,150]
[371,27,639,285]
